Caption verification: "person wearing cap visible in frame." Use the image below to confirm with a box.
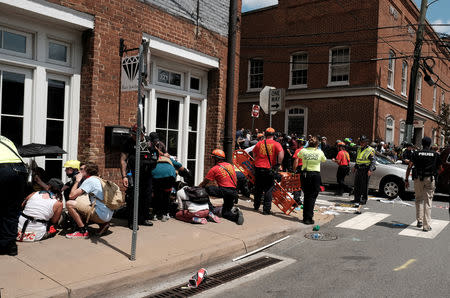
[298,136,327,224]
[352,135,376,212]
[0,135,28,256]
[61,160,82,201]
[17,179,64,242]
[333,142,350,196]
[198,149,244,225]
[405,137,442,232]
[252,127,284,215]
[401,143,414,165]
[120,124,157,228]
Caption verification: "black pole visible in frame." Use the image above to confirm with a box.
[224,0,238,162]
[404,0,428,144]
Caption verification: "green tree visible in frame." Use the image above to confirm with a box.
[435,102,450,146]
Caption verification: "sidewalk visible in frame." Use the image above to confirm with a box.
[0,199,333,298]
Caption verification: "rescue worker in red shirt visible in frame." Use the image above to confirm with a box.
[251,127,284,215]
[199,149,244,225]
[332,142,351,196]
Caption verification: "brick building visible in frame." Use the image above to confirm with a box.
[238,0,450,147]
[0,0,241,184]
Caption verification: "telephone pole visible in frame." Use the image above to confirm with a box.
[404,0,428,144]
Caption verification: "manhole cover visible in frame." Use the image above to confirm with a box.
[304,232,338,241]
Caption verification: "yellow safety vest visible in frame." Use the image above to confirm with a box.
[356,146,374,165]
[0,135,22,164]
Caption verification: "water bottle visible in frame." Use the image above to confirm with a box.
[127,171,134,188]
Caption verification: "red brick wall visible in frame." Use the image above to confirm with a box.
[46,0,241,179]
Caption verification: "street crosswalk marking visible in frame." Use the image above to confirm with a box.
[336,212,390,230]
[398,219,449,239]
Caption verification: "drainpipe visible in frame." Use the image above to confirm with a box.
[224,0,238,163]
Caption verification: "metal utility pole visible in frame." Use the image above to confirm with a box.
[404,0,428,144]
[224,0,238,163]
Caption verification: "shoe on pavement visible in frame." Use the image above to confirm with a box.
[303,219,315,225]
[262,210,273,215]
[97,222,110,236]
[423,227,432,232]
[208,212,221,223]
[236,210,244,225]
[0,242,18,256]
[353,203,360,208]
[253,204,260,211]
[192,217,207,224]
[139,219,154,226]
[161,215,170,222]
[66,230,89,239]
[417,221,423,228]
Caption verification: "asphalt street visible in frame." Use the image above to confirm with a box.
[212,192,450,298]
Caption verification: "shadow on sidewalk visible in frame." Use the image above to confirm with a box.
[238,205,301,223]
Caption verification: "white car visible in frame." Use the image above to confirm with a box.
[320,153,414,199]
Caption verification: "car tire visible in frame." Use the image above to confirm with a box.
[380,178,404,199]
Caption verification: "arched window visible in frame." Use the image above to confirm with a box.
[385,116,394,144]
[401,61,407,95]
[399,120,405,144]
[387,50,395,89]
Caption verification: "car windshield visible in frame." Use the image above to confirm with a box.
[375,154,394,165]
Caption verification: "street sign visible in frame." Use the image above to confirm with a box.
[269,88,284,111]
[251,104,260,118]
[259,86,275,113]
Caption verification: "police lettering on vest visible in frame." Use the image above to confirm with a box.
[411,149,441,181]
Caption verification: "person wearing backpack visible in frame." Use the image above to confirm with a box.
[198,149,244,225]
[66,162,112,238]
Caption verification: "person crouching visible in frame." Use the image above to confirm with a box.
[175,186,220,224]
[198,149,244,225]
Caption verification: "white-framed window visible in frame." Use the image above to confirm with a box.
[47,38,70,66]
[0,26,33,59]
[432,129,436,145]
[416,72,422,104]
[285,107,307,136]
[401,61,408,96]
[441,91,445,107]
[385,116,394,144]
[189,76,201,92]
[387,50,395,90]
[399,120,405,144]
[248,58,263,90]
[156,67,183,89]
[441,133,445,147]
[290,52,307,88]
[433,86,437,111]
[328,47,350,86]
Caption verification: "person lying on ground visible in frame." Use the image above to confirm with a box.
[66,162,112,239]
[17,178,64,242]
[175,186,220,224]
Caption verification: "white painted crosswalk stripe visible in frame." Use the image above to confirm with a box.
[398,219,449,239]
[336,212,390,230]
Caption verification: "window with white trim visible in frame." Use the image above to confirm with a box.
[248,58,263,90]
[290,52,307,87]
[190,76,200,92]
[286,107,306,135]
[329,47,350,85]
[432,129,436,145]
[157,67,183,88]
[416,72,422,104]
[387,50,395,89]
[399,120,405,144]
[441,91,445,107]
[0,26,33,58]
[385,116,394,144]
[401,61,408,96]
[433,86,437,111]
[48,39,70,65]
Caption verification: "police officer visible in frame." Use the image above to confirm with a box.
[0,136,28,255]
[120,125,157,228]
[405,137,442,232]
[352,135,376,212]
[251,127,284,215]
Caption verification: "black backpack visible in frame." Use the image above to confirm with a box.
[184,187,209,204]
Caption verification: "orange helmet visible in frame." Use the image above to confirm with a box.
[211,149,225,159]
[337,142,345,146]
[265,127,275,135]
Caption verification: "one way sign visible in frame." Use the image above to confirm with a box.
[269,88,284,112]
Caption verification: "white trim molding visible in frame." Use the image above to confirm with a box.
[144,34,219,69]
[0,0,94,30]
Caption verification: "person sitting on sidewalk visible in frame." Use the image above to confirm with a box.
[66,162,112,238]
[17,178,64,242]
[175,186,220,224]
[198,149,244,225]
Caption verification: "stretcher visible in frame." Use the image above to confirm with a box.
[232,149,300,215]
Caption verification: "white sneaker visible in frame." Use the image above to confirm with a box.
[161,214,170,222]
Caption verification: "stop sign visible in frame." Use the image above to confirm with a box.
[251,104,260,118]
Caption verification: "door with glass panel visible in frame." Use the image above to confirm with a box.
[155,97,181,157]
[187,102,200,180]
[0,66,31,146]
[45,76,69,179]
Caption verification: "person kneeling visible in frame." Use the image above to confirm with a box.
[66,162,112,238]
[198,149,244,225]
[17,178,64,242]
[175,186,220,224]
